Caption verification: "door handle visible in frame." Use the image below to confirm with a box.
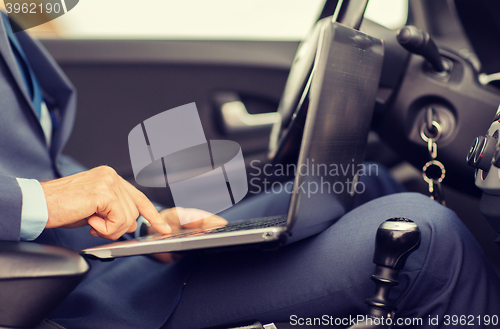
[214,92,279,134]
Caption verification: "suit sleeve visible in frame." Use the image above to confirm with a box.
[0,174,23,241]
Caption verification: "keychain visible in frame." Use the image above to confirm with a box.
[420,108,446,206]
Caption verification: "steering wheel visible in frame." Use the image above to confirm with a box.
[268,0,370,165]
[267,19,323,164]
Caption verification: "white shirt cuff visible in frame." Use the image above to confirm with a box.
[16,178,48,241]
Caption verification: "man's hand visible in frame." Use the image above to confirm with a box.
[41,166,171,240]
[148,207,227,263]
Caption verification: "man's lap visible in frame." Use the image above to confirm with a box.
[47,191,500,329]
[166,193,500,328]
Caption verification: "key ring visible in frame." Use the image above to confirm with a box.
[421,122,442,159]
[420,121,442,142]
[422,160,446,184]
[420,118,446,206]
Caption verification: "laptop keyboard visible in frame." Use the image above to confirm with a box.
[149,214,288,241]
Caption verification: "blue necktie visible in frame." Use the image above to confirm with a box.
[1,12,43,119]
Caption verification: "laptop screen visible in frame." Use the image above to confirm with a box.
[285,21,384,237]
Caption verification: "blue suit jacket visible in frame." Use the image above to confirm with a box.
[0,14,76,241]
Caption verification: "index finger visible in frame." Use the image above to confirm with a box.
[120,177,172,234]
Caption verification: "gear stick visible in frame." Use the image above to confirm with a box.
[348,218,421,329]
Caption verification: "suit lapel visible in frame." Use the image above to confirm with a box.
[16,29,77,162]
[0,13,37,117]
[0,12,77,166]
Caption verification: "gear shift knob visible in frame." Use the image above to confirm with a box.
[373,218,421,270]
[365,218,421,325]
[348,218,421,329]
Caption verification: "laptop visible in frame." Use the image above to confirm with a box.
[81,21,384,260]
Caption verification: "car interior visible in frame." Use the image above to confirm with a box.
[1,0,500,328]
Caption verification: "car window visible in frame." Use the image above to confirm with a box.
[1,0,408,39]
[365,0,408,31]
[50,0,326,40]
